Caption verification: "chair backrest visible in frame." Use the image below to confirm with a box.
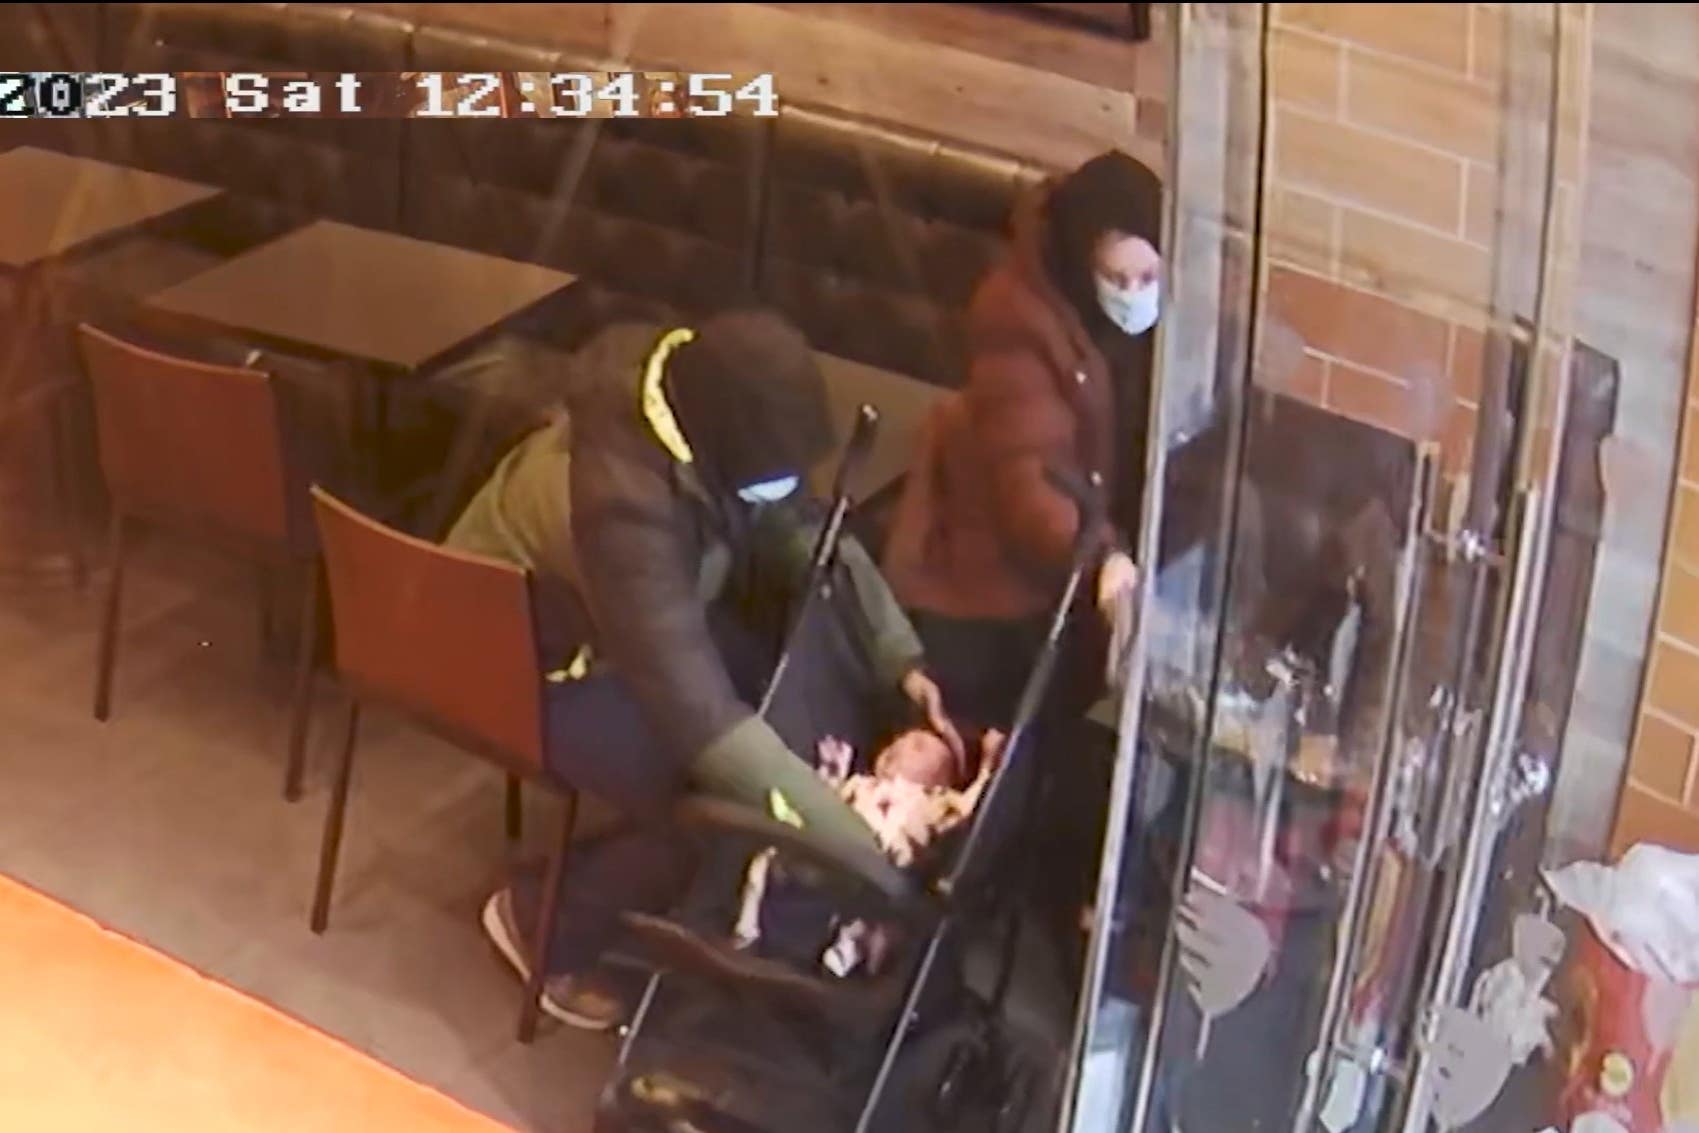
[77,323,307,553]
[310,487,547,774]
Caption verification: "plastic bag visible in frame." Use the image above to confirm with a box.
[1545,844,1699,986]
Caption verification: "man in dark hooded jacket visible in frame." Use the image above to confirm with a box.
[446,309,958,1028]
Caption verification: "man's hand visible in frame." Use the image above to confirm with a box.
[1097,550,1139,621]
[900,669,966,771]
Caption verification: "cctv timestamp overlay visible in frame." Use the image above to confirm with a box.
[1,72,780,119]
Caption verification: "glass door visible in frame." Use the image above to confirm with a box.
[1062,5,1580,1131]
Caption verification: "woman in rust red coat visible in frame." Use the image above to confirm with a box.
[885,150,1163,728]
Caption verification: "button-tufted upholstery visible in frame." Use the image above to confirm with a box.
[6,5,1058,388]
[104,3,412,251]
[402,27,769,351]
[0,5,108,156]
[0,4,103,70]
[759,106,1047,385]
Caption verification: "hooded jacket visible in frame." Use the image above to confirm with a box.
[884,185,1135,621]
[446,322,920,854]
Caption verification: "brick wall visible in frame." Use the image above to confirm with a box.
[1260,3,1587,485]
[1259,3,1699,856]
[1552,3,1699,859]
[1617,326,1699,852]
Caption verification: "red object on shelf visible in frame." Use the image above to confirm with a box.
[1555,923,1689,1133]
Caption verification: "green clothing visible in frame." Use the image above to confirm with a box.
[445,418,578,584]
[443,325,923,859]
[693,717,887,867]
[446,419,923,689]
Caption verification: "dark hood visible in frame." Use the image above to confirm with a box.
[563,314,836,499]
[1042,151,1164,338]
[564,320,677,427]
[664,309,835,494]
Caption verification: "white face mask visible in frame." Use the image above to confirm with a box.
[1097,277,1161,337]
[737,474,801,505]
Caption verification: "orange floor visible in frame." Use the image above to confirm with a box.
[0,876,516,1132]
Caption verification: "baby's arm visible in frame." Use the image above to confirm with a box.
[950,730,1006,819]
[817,736,854,786]
[924,730,1009,840]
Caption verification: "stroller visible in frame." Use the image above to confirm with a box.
[595,424,1106,1133]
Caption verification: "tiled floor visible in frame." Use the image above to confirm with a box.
[0,534,617,1132]
[0,525,1085,1131]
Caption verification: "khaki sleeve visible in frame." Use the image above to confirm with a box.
[753,505,924,689]
[694,716,880,858]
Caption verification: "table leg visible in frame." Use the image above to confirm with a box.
[369,374,398,489]
[345,370,388,494]
[47,381,90,589]
[372,379,391,456]
[419,383,496,540]
[0,270,95,588]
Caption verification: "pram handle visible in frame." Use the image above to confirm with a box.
[834,403,881,501]
[757,404,881,716]
[941,466,1107,897]
[1044,466,1110,550]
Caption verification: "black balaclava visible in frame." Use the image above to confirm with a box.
[1043,150,1165,343]
[664,309,837,496]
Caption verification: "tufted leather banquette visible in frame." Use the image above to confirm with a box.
[759,106,1046,384]
[0,4,107,155]
[0,4,104,69]
[3,3,1056,387]
[402,26,771,349]
[103,3,412,249]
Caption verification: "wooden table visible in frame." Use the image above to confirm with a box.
[0,147,222,272]
[0,147,222,584]
[145,220,576,505]
[145,220,575,374]
[811,352,944,505]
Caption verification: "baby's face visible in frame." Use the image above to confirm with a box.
[874,729,956,788]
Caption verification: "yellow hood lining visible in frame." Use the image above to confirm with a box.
[641,328,697,465]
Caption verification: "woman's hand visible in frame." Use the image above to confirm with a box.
[1097,550,1140,621]
[900,668,967,772]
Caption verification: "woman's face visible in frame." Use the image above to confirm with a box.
[1094,231,1162,336]
[1094,231,1161,291]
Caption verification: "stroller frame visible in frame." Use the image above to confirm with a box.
[598,455,1108,1132]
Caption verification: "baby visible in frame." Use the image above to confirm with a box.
[734,725,1005,977]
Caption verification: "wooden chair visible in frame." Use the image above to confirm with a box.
[307,486,577,1043]
[77,324,318,799]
